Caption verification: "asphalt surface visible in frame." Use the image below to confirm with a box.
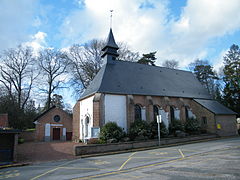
[0,137,240,180]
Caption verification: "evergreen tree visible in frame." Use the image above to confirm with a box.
[137,52,157,66]
[189,59,219,96]
[223,44,240,115]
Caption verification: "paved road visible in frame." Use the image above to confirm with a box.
[0,137,240,180]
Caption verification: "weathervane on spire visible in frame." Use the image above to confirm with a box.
[110,10,113,28]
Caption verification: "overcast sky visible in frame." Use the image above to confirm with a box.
[1,0,240,106]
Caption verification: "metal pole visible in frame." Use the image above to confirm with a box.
[158,121,160,146]
[157,115,161,146]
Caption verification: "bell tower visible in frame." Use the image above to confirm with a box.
[101,28,119,64]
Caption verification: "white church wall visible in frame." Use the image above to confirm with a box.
[188,109,196,119]
[79,96,94,140]
[159,109,169,129]
[141,107,146,121]
[104,94,127,132]
[174,108,180,120]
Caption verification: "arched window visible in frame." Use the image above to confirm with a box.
[185,106,189,120]
[134,104,142,121]
[153,105,159,121]
[170,106,175,123]
[85,116,90,137]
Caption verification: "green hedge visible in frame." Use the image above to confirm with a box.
[99,122,125,143]
[184,118,201,134]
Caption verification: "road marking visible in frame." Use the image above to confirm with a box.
[75,144,240,180]
[148,152,168,155]
[0,170,20,179]
[128,156,179,159]
[92,160,110,165]
[30,167,60,180]
[118,152,137,171]
[188,158,214,165]
[178,149,185,158]
[58,167,101,170]
[30,158,82,180]
[74,158,182,180]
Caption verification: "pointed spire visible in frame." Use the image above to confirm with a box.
[101,28,119,59]
[102,28,119,51]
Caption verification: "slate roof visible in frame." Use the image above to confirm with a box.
[194,99,237,115]
[80,60,212,100]
[34,105,56,121]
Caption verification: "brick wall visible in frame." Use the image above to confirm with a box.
[89,93,236,137]
[93,93,103,127]
[72,101,80,141]
[0,114,8,128]
[19,131,36,142]
[216,115,237,136]
[35,107,72,141]
[190,100,216,134]
[127,95,223,135]
[130,95,192,124]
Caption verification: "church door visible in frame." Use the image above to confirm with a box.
[53,128,61,140]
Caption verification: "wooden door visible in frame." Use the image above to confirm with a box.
[53,128,60,140]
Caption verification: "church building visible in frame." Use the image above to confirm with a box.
[73,29,237,142]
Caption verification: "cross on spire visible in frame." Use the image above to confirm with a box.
[110,10,113,28]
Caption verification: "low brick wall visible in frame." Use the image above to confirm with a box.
[19,131,36,142]
[74,134,218,156]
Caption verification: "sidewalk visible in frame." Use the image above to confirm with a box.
[17,141,83,164]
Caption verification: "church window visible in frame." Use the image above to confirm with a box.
[135,104,142,121]
[153,105,159,121]
[85,116,90,137]
[202,117,207,125]
[185,106,189,120]
[170,106,175,123]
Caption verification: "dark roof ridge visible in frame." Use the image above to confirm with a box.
[115,59,192,74]
[34,105,71,121]
[34,105,56,121]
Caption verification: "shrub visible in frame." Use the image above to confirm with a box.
[18,137,24,144]
[99,122,124,143]
[129,119,150,140]
[169,119,184,136]
[160,122,169,137]
[149,121,168,139]
[184,118,201,134]
[87,138,103,144]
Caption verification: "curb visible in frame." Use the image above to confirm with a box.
[0,163,30,169]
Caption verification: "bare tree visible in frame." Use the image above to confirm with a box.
[0,45,38,110]
[118,42,140,62]
[162,59,179,69]
[66,39,139,96]
[37,48,69,109]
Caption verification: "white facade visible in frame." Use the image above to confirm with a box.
[174,108,180,120]
[159,109,169,128]
[104,94,127,131]
[188,109,196,119]
[141,107,146,121]
[79,96,94,140]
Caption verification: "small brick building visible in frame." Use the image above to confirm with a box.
[0,113,8,128]
[35,106,72,141]
[0,114,19,163]
[73,29,237,142]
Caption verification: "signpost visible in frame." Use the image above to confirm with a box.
[157,115,162,146]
